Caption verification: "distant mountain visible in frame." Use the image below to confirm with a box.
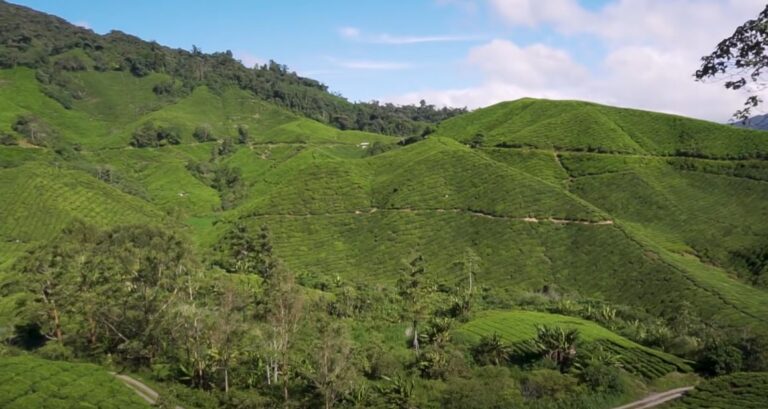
[732,114,768,130]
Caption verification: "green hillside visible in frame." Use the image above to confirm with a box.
[0,355,150,409]
[662,372,768,409]
[435,98,768,158]
[1,2,768,408]
[456,310,691,379]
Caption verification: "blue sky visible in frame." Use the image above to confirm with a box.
[10,0,766,121]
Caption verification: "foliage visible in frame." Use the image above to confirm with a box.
[534,325,580,373]
[193,124,216,142]
[440,367,521,409]
[2,4,768,407]
[0,2,466,137]
[697,343,743,376]
[12,114,57,146]
[130,122,181,147]
[397,254,433,351]
[577,363,626,394]
[665,372,768,409]
[0,355,150,408]
[472,333,510,366]
[520,369,582,401]
[695,4,768,119]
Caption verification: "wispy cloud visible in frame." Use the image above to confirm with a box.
[328,57,411,70]
[371,33,483,44]
[336,27,483,44]
[338,26,361,39]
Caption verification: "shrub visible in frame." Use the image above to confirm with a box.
[578,363,626,394]
[472,333,510,366]
[441,367,521,409]
[193,124,215,142]
[698,343,743,376]
[367,141,394,157]
[12,114,57,146]
[130,122,181,147]
[36,342,74,361]
[520,369,581,400]
[0,132,18,145]
[152,80,175,96]
[53,55,87,71]
[237,124,249,144]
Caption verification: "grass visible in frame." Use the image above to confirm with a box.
[0,355,150,409]
[563,152,768,289]
[435,98,768,159]
[455,310,691,379]
[662,372,768,408]
[1,66,768,360]
[0,162,164,244]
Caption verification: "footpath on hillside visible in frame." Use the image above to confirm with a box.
[611,387,694,409]
[252,207,615,225]
[112,373,184,409]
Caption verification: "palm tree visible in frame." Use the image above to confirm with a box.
[472,333,510,366]
[420,317,453,348]
[534,325,579,372]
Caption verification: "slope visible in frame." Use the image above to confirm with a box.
[435,98,768,159]
[0,355,151,409]
[456,310,691,379]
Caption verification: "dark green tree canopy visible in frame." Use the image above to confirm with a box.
[696,4,768,118]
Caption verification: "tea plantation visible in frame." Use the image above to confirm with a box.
[1,4,768,406]
[662,372,768,409]
[0,356,150,409]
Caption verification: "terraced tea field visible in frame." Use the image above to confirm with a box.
[0,356,150,409]
[455,310,691,379]
[662,372,768,409]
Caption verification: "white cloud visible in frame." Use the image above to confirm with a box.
[388,0,764,121]
[388,38,747,120]
[234,51,262,68]
[467,40,587,87]
[489,0,589,28]
[337,27,483,44]
[338,26,361,39]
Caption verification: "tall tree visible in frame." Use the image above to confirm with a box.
[215,222,260,274]
[210,280,249,393]
[19,243,78,343]
[696,4,768,119]
[397,255,432,352]
[263,263,303,406]
[307,321,356,409]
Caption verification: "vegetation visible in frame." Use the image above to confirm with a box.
[0,2,768,408]
[0,1,465,138]
[663,372,768,409]
[696,3,768,119]
[0,355,150,408]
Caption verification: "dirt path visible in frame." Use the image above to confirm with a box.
[112,373,184,409]
[252,207,614,225]
[611,387,694,409]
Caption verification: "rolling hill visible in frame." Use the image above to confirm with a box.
[2,67,768,335]
[1,2,768,407]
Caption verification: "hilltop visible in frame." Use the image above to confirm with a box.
[1,2,768,408]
